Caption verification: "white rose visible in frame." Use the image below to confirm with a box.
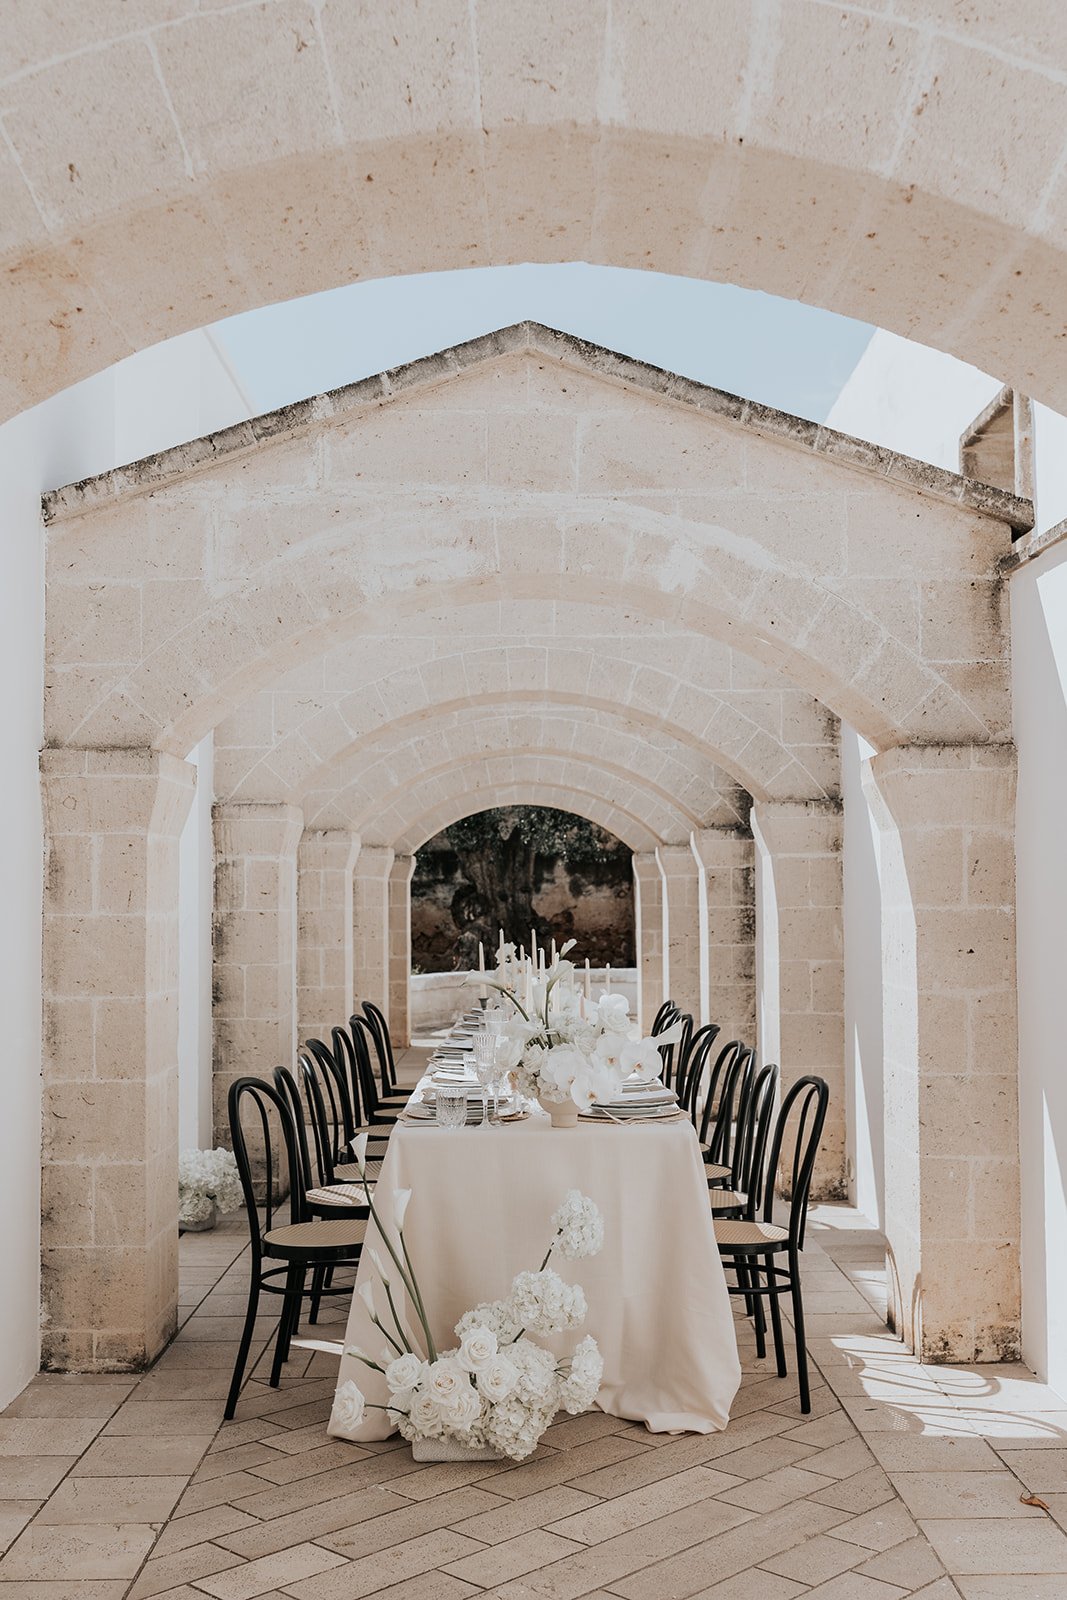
[478,1354,519,1402]
[440,1381,483,1433]
[332,1379,365,1435]
[385,1352,424,1394]
[426,1356,469,1406]
[596,993,630,1032]
[409,1390,442,1432]
[458,1325,498,1373]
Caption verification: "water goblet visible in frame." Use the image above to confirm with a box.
[436,1083,468,1130]
[472,1032,499,1127]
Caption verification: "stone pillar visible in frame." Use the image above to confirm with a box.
[388,855,416,1046]
[656,844,702,1022]
[632,853,664,1033]
[691,827,756,1043]
[212,803,303,1142]
[865,744,1019,1363]
[752,800,846,1198]
[41,749,194,1369]
[353,846,394,1017]
[297,830,360,1046]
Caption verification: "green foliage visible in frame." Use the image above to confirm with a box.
[444,806,618,866]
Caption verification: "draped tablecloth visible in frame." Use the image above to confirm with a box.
[327,1109,741,1440]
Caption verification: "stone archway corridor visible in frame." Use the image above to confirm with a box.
[4,3,1067,1592]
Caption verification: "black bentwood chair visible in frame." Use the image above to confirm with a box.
[650,999,679,1037]
[674,1022,722,1118]
[224,1076,366,1420]
[708,1062,780,1218]
[697,1041,753,1182]
[362,1000,400,1097]
[348,1015,408,1126]
[715,1074,829,1412]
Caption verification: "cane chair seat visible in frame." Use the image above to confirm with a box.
[708,1188,746,1213]
[333,1160,382,1184]
[306,1183,374,1209]
[714,1216,788,1248]
[264,1215,368,1256]
[704,1160,731,1181]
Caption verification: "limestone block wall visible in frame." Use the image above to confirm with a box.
[353,846,394,1019]
[866,744,1020,1363]
[691,828,756,1046]
[40,749,193,1370]
[753,801,846,1199]
[632,854,664,1034]
[212,804,302,1142]
[656,845,703,1023]
[297,831,359,1047]
[388,855,415,1048]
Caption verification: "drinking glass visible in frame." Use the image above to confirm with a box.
[436,1083,468,1130]
[472,1032,499,1127]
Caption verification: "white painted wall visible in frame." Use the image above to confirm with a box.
[841,727,885,1227]
[1011,544,1067,1395]
[178,735,215,1152]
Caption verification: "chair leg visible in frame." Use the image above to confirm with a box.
[750,1259,767,1360]
[767,1259,788,1378]
[270,1265,302,1388]
[225,1273,262,1421]
[789,1248,811,1413]
[309,1264,326,1324]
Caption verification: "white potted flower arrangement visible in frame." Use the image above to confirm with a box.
[332,1138,606,1462]
[489,939,670,1127]
[178,1148,243,1232]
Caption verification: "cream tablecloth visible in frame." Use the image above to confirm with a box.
[327,1106,741,1440]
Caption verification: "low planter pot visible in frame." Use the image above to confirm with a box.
[538,1094,579,1129]
[410,1435,504,1462]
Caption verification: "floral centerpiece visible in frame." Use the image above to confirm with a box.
[178,1148,243,1231]
[332,1139,605,1462]
[488,939,672,1126]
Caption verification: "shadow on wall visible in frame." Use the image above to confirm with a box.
[411,806,635,973]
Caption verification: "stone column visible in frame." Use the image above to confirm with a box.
[212,803,303,1142]
[353,846,395,1017]
[865,744,1019,1363]
[388,855,416,1046]
[632,853,664,1033]
[297,830,360,1046]
[691,827,756,1043]
[656,844,702,1022]
[41,749,194,1370]
[751,800,846,1199]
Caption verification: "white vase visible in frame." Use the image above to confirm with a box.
[538,1094,579,1129]
[410,1434,503,1461]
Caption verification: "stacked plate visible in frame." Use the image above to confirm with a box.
[406,1093,519,1125]
[582,1083,680,1122]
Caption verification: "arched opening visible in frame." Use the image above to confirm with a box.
[409,804,637,1034]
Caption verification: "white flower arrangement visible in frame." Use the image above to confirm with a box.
[177,1148,243,1226]
[335,1151,606,1462]
[488,939,672,1108]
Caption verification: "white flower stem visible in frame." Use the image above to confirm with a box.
[381,1276,414,1355]
[356,1167,438,1363]
[370,1311,404,1357]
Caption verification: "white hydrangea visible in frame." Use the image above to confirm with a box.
[507,1269,587,1336]
[550,1191,605,1260]
[455,1299,522,1344]
[559,1336,604,1415]
[178,1147,243,1219]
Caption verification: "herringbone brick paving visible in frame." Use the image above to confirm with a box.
[2,1061,1065,1597]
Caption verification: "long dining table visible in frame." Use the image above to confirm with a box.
[327,1023,741,1443]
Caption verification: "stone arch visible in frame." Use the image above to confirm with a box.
[3,6,1067,416]
[215,636,836,807]
[45,335,1018,758]
[300,705,747,836]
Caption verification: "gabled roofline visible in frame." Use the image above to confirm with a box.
[42,321,1034,533]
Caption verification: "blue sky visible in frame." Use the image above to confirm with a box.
[213,263,874,425]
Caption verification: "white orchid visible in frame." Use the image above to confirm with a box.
[620,1035,663,1079]
[595,992,631,1032]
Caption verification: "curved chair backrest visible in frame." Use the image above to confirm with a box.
[362,1001,396,1093]
[697,1039,743,1145]
[272,1063,314,1193]
[303,1037,354,1157]
[759,1075,829,1251]
[332,1024,366,1127]
[228,1076,307,1259]
[298,1050,349,1186]
[732,1062,779,1209]
[348,1013,386,1121]
[651,1000,678,1037]
[676,1022,721,1115]
[660,1011,692,1093]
